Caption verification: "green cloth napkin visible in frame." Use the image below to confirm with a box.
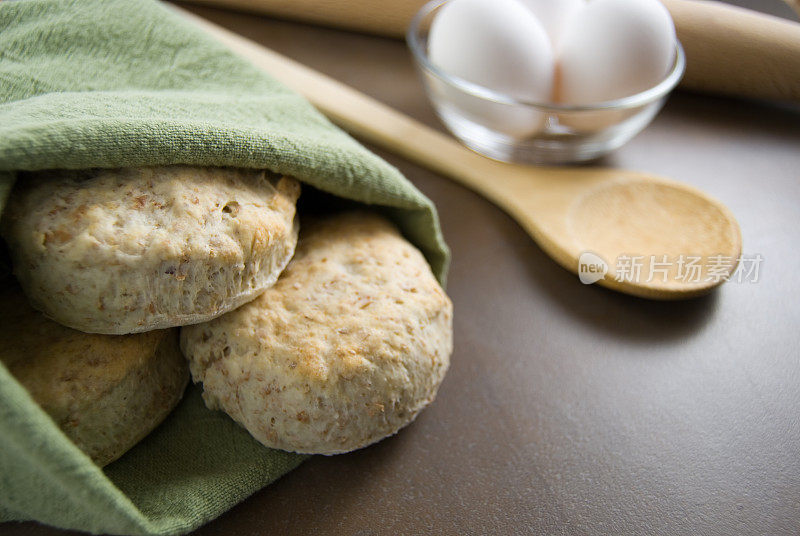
[0,0,449,534]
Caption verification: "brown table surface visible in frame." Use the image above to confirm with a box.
[8,1,800,535]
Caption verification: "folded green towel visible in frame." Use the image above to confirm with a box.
[0,0,449,534]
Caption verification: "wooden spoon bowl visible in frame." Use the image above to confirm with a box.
[523,168,741,298]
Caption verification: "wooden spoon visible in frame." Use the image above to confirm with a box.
[178,8,742,300]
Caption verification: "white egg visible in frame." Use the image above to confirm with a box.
[428,0,554,138]
[558,0,676,105]
[518,0,585,48]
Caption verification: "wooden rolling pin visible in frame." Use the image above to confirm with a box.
[183,0,800,102]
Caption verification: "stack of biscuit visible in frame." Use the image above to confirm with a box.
[0,165,453,463]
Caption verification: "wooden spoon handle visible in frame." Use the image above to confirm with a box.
[664,0,800,101]
[184,0,800,102]
[174,7,546,209]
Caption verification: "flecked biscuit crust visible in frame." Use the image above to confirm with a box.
[1,166,300,334]
[0,283,189,467]
[181,212,453,455]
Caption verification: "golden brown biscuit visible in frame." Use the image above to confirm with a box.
[1,166,300,334]
[0,283,189,466]
[181,212,453,454]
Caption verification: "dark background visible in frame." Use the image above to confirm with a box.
[6,0,800,534]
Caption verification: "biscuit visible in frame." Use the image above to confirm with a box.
[0,283,189,466]
[1,166,300,334]
[181,212,453,454]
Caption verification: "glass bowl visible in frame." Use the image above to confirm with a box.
[407,0,686,164]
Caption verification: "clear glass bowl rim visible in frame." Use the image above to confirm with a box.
[406,0,686,112]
